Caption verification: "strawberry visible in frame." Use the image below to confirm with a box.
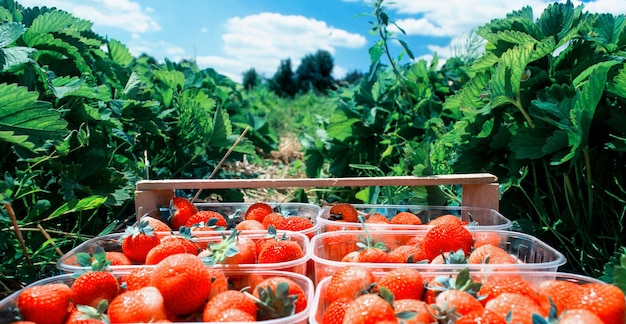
[16,283,71,324]
[65,302,108,324]
[456,309,506,323]
[392,299,437,324]
[325,265,376,303]
[478,275,539,306]
[103,251,133,266]
[235,219,265,231]
[321,297,352,324]
[199,230,257,265]
[390,211,422,225]
[424,268,482,306]
[107,286,168,323]
[376,267,424,300]
[70,247,119,308]
[185,210,227,230]
[430,249,469,264]
[427,214,463,226]
[472,231,501,248]
[253,277,308,319]
[467,244,516,265]
[245,202,274,223]
[257,233,304,264]
[150,253,212,316]
[558,308,605,323]
[436,289,484,316]
[354,215,391,263]
[485,292,546,324]
[275,215,314,236]
[144,227,200,265]
[388,244,428,263]
[202,290,257,320]
[167,196,198,230]
[207,267,229,299]
[537,279,582,314]
[121,218,161,264]
[262,212,285,229]
[140,215,172,233]
[203,308,256,322]
[566,282,625,324]
[342,293,396,324]
[124,266,153,291]
[328,203,359,222]
[422,223,474,261]
[364,213,389,224]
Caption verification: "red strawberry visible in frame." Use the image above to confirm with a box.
[478,276,539,306]
[107,286,168,323]
[168,197,198,230]
[185,210,227,230]
[202,308,256,322]
[388,244,428,263]
[342,293,396,323]
[207,267,229,299]
[257,231,304,264]
[392,299,437,324]
[124,266,153,291]
[140,215,172,233]
[376,267,424,300]
[253,276,308,319]
[121,219,161,264]
[427,214,463,226]
[199,230,257,265]
[70,247,119,308]
[17,283,71,324]
[364,213,389,224]
[456,309,506,323]
[276,216,314,234]
[65,303,108,324]
[144,228,200,265]
[262,212,285,229]
[472,231,501,248]
[202,290,257,320]
[321,297,352,324]
[537,279,582,314]
[325,265,376,303]
[422,223,474,261]
[245,202,274,223]
[436,289,484,316]
[390,211,422,225]
[467,244,516,265]
[566,282,625,324]
[104,251,133,266]
[485,292,546,324]
[150,253,212,316]
[236,219,265,231]
[328,203,359,222]
[558,308,605,323]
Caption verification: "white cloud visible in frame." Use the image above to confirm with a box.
[18,0,160,33]
[195,12,368,83]
[201,27,209,33]
[165,47,185,56]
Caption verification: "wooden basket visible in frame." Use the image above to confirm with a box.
[133,173,499,220]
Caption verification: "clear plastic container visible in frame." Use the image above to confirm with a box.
[0,269,314,324]
[309,229,566,284]
[309,269,605,324]
[318,204,512,232]
[57,230,311,276]
[144,202,322,238]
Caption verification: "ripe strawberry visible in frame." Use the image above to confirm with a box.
[456,309,506,323]
[436,289,485,316]
[253,277,308,319]
[65,302,108,324]
[321,297,352,324]
[262,212,285,229]
[478,276,539,306]
[342,293,396,324]
[70,247,119,308]
[245,202,274,223]
[276,216,314,235]
[427,214,463,226]
[235,219,265,231]
[424,268,482,305]
[150,253,212,316]
[467,244,516,265]
[422,223,474,261]
[185,210,227,230]
[537,279,582,314]
[392,298,437,324]
[168,197,198,230]
[257,234,304,264]
[376,267,424,300]
[390,211,422,225]
[140,215,172,233]
[485,292,546,324]
[199,230,257,265]
[364,212,389,224]
[430,249,469,264]
[203,308,256,322]
[567,282,625,324]
[121,219,161,264]
[124,266,153,291]
[388,244,429,263]
[559,308,605,323]
[325,265,376,303]
[17,283,71,324]
[328,203,359,222]
[207,267,229,299]
[472,231,501,248]
[104,251,133,266]
[107,286,168,323]
[202,290,257,320]
[144,227,200,265]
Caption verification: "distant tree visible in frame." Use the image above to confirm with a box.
[242,68,260,90]
[295,49,335,93]
[343,70,364,85]
[269,58,297,97]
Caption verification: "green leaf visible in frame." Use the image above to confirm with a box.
[397,39,414,60]
[369,45,383,65]
[48,195,107,219]
[26,9,90,35]
[0,83,68,151]
[592,13,626,47]
[573,60,621,88]
[0,21,25,47]
[537,0,577,44]
[490,43,535,110]
[607,66,626,98]
[107,38,132,67]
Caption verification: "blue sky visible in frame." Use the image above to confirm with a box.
[17,0,626,83]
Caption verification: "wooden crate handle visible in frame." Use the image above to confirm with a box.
[134,173,499,218]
